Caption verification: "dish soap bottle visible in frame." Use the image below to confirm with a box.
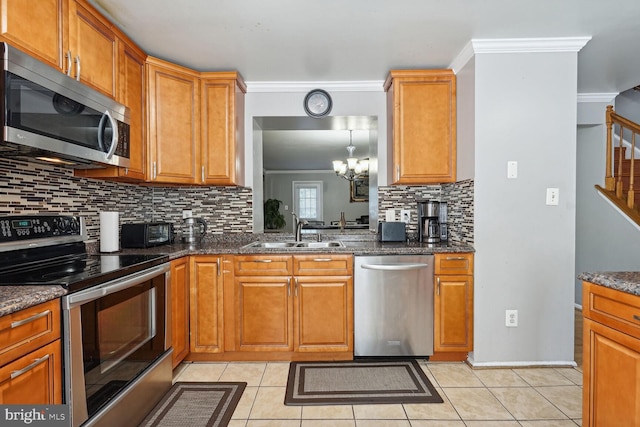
[339,212,346,231]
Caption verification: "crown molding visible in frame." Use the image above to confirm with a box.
[450,37,592,73]
[577,93,618,104]
[246,80,385,93]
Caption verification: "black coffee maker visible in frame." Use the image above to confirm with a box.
[417,200,441,243]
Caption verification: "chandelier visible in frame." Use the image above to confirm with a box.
[332,130,369,181]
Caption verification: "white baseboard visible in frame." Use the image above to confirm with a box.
[467,358,577,369]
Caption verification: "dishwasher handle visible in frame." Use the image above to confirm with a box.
[360,263,429,271]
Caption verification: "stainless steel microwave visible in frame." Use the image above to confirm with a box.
[0,43,130,168]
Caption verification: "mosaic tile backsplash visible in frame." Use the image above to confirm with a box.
[0,159,253,243]
[1,158,474,245]
[378,179,474,244]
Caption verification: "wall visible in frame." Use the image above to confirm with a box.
[0,159,252,243]
[469,50,578,365]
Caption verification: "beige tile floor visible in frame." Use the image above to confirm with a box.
[172,360,583,427]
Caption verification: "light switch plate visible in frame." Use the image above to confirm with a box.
[385,209,396,222]
[546,188,559,206]
[507,161,518,179]
[182,210,193,219]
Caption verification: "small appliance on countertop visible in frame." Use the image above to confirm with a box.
[378,221,406,242]
[120,222,174,248]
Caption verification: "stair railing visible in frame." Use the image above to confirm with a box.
[605,105,637,209]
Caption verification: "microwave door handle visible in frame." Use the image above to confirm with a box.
[98,110,119,160]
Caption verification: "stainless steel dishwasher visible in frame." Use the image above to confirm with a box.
[354,255,434,357]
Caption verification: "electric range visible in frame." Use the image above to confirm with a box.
[0,214,169,292]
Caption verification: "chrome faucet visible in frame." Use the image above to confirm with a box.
[292,212,308,241]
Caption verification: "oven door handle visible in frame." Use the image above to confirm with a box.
[63,263,170,308]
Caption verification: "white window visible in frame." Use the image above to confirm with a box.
[293,181,323,221]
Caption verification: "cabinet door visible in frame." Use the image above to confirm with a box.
[294,276,353,352]
[201,74,245,185]
[583,318,640,427]
[170,257,190,366]
[75,38,146,181]
[0,0,68,72]
[0,340,62,404]
[68,0,117,98]
[386,70,456,184]
[434,274,473,352]
[190,256,224,353]
[146,58,200,184]
[236,276,293,351]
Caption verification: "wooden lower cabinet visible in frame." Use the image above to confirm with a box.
[170,257,190,368]
[295,276,352,352]
[432,253,474,360]
[236,276,293,351]
[0,299,62,404]
[582,281,640,427]
[0,340,62,404]
[189,256,225,354]
[230,254,353,360]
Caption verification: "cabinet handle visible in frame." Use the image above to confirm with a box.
[313,258,332,262]
[396,165,400,181]
[253,259,272,263]
[287,278,291,297]
[633,315,640,322]
[216,258,221,276]
[74,55,81,81]
[445,256,466,260]
[11,310,50,329]
[65,51,72,76]
[201,166,205,183]
[152,162,157,180]
[294,278,299,297]
[10,354,50,379]
[436,277,441,296]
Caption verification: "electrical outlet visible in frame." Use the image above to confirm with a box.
[385,209,395,222]
[507,161,518,179]
[401,209,410,223]
[182,210,193,219]
[505,309,518,327]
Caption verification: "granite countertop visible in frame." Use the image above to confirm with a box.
[2,234,474,317]
[0,286,66,318]
[578,272,640,297]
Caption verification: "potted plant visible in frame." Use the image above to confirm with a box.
[264,198,286,230]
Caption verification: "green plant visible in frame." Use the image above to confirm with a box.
[264,198,286,229]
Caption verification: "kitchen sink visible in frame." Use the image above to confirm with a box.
[242,241,345,249]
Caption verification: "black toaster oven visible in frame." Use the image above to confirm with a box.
[121,222,174,248]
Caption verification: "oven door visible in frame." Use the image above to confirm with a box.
[61,263,171,427]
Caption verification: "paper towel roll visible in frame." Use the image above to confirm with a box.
[99,211,119,253]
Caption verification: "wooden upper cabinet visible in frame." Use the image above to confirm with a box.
[385,69,456,184]
[200,73,246,186]
[146,56,200,184]
[0,0,69,72]
[67,0,117,98]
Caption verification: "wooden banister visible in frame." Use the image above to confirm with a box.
[604,105,640,213]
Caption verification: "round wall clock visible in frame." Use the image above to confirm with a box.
[303,89,332,118]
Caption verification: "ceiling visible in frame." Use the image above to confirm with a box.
[90,0,640,170]
[93,0,640,93]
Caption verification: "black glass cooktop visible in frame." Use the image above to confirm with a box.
[0,242,169,293]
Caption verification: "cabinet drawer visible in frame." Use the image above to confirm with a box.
[434,253,473,275]
[0,300,61,368]
[234,255,292,276]
[583,281,640,340]
[293,254,353,276]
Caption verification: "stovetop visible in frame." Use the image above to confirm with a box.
[0,215,169,293]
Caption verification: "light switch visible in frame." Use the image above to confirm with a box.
[507,161,518,179]
[546,188,559,206]
[385,209,396,222]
